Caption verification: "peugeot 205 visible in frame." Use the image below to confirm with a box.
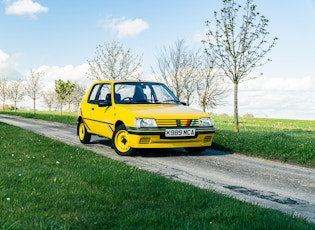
[77,80,215,156]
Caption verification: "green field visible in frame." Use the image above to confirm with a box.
[213,116,315,167]
[1,121,314,229]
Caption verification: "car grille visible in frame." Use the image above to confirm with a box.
[156,119,199,127]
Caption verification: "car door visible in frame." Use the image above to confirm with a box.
[93,83,115,138]
[82,83,101,134]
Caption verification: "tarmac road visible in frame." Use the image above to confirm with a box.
[1,114,315,223]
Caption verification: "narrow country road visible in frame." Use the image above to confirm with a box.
[1,114,315,223]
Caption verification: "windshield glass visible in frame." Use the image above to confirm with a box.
[114,82,180,104]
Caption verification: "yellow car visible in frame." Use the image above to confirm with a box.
[77,80,215,156]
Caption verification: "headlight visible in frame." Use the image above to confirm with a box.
[135,118,157,128]
[199,117,214,127]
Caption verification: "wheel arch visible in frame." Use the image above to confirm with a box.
[77,116,83,136]
[114,120,124,129]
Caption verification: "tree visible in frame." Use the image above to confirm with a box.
[87,40,143,80]
[0,78,8,110]
[152,39,199,105]
[197,55,229,113]
[202,0,277,132]
[181,51,201,106]
[64,82,85,112]
[42,89,57,112]
[55,79,75,114]
[25,69,44,113]
[70,83,86,112]
[7,80,25,112]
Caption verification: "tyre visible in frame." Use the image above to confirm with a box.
[185,147,208,154]
[78,120,91,144]
[112,124,136,156]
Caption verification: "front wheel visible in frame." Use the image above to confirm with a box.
[112,124,136,156]
[78,120,91,144]
[185,147,208,154]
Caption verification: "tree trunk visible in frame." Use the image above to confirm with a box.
[33,99,36,113]
[233,82,239,132]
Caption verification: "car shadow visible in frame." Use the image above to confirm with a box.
[88,136,232,158]
[135,148,233,158]
[89,138,112,146]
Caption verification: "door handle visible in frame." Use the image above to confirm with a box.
[92,108,94,111]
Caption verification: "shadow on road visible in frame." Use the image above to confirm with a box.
[87,136,233,158]
[136,148,233,158]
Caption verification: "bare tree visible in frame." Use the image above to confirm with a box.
[202,0,277,132]
[25,69,44,113]
[152,39,199,105]
[181,51,201,106]
[87,40,143,80]
[42,89,57,112]
[197,55,229,113]
[0,78,8,110]
[7,80,25,112]
[70,83,86,112]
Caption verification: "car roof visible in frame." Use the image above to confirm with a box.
[93,80,162,84]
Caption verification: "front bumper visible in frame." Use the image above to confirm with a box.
[126,127,215,149]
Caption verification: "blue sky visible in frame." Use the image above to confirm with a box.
[1,0,315,120]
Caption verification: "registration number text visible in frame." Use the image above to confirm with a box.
[165,128,195,137]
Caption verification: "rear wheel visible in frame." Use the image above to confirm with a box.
[185,147,208,154]
[78,120,91,144]
[112,124,136,156]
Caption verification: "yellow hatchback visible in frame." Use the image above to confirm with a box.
[77,80,215,156]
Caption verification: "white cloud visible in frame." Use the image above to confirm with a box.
[4,0,48,18]
[0,49,10,65]
[0,49,23,80]
[240,75,315,91]
[213,75,315,120]
[36,64,87,81]
[32,63,93,91]
[5,63,93,110]
[102,16,149,38]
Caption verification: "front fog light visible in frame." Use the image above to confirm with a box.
[135,118,157,128]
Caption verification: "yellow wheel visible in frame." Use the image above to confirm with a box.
[78,120,91,144]
[112,124,135,156]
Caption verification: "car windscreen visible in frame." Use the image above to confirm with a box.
[114,82,180,104]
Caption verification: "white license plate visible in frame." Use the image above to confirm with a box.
[165,128,195,137]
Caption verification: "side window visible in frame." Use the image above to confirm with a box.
[98,84,111,101]
[88,84,101,104]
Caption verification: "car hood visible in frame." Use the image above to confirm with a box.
[116,104,209,118]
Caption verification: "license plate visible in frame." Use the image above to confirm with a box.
[165,128,195,137]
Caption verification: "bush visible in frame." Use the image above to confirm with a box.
[243,113,254,118]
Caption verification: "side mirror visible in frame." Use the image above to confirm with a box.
[98,100,112,107]
[181,102,187,106]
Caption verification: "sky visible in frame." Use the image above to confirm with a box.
[0,0,315,120]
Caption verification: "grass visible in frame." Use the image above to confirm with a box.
[212,116,315,167]
[1,110,315,168]
[1,122,314,229]
[0,111,77,125]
